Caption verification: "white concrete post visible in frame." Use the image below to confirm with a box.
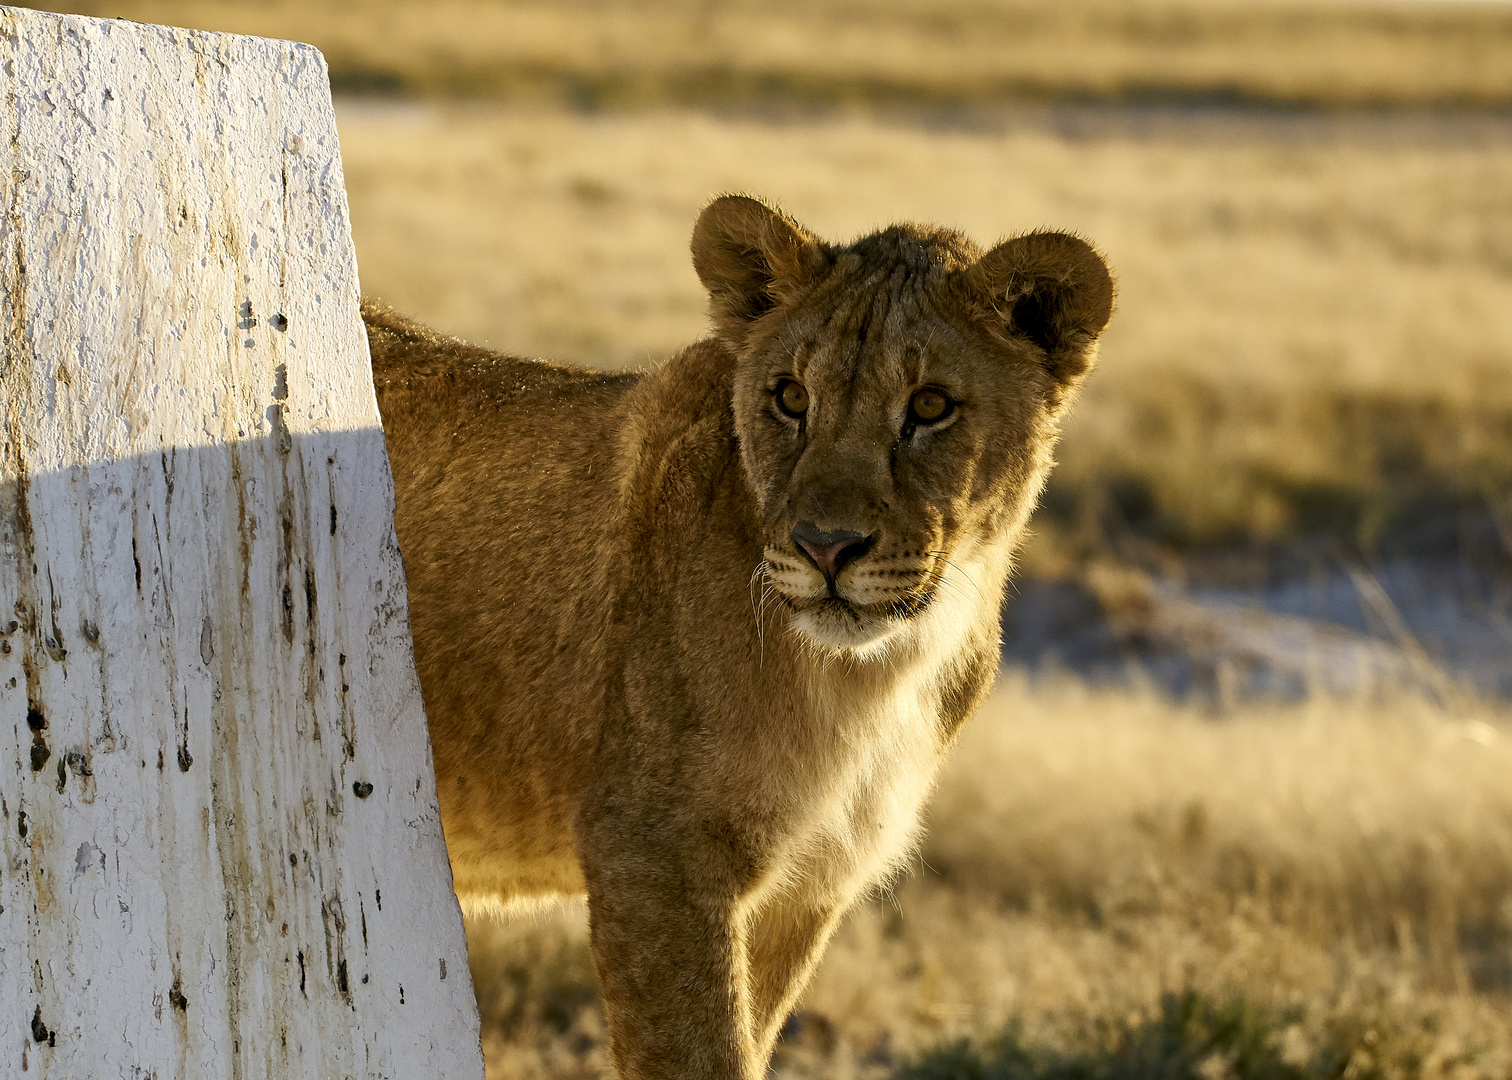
[0,8,485,1077]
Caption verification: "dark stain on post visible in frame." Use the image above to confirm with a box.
[271,313,289,332]
[337,958,349,995]
[329,503,337,535]
[44,570,66,661]
[17,809,27,838]
[3,461,38,658]
[199,615,214,665]
[131,534,141,591]
[54,757,65,793]
[29,1004,49,1043]
[297,950,307,997]
[304,568,316,624]
[279,506,297,643]
[177,693,193,771]
[352,780,373,799]
[168,975,188,1012]
[266,362,293,455]
[26,703,47,773]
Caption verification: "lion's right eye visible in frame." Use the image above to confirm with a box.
[775,380,809,419]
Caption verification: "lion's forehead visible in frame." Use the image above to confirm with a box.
[781,278,980,411]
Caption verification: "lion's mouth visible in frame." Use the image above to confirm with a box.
[759,546,944,639]
[795,589,934,622]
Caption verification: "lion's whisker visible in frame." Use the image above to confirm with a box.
[923,551,982,599]
[749,559,778,665]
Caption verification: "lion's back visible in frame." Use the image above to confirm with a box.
[364,299,640,896]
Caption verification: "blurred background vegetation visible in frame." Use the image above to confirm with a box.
[36,0,1512,562]
[28,0,1512,1076]
[29,0,1512,108]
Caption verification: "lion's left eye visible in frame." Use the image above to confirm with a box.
[908,388,953,424]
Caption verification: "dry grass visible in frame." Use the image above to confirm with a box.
[32,0,1512,108]
[464,677,1512,1079]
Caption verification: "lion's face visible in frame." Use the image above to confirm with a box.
[732,264,1053,655]
[692,198,1114,657]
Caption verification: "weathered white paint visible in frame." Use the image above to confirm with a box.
[0,8,485,1077]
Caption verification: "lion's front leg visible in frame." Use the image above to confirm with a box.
[581,821,762,1080]
[746,892,844,1064]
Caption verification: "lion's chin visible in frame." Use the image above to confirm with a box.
[788,597,912,660]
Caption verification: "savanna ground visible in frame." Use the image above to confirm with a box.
[33,0,1512,1074]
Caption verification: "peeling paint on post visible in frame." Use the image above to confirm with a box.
[0,7,485,1077]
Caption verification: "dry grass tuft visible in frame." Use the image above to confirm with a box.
[922,675,1512,995]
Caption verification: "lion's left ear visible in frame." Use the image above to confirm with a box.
[961,231,1115,399]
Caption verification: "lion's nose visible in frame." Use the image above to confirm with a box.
[791,522,874,579]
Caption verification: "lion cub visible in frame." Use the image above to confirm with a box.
[366,195,1112,1080]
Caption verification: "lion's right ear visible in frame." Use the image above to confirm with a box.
[691,195,828,348]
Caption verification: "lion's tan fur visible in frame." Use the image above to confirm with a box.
[367,196,1112,1080]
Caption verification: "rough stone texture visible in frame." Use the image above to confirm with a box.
[0,8,484,1077]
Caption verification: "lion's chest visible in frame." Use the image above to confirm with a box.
[742,549,1003,908]
[759,660,953,905]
